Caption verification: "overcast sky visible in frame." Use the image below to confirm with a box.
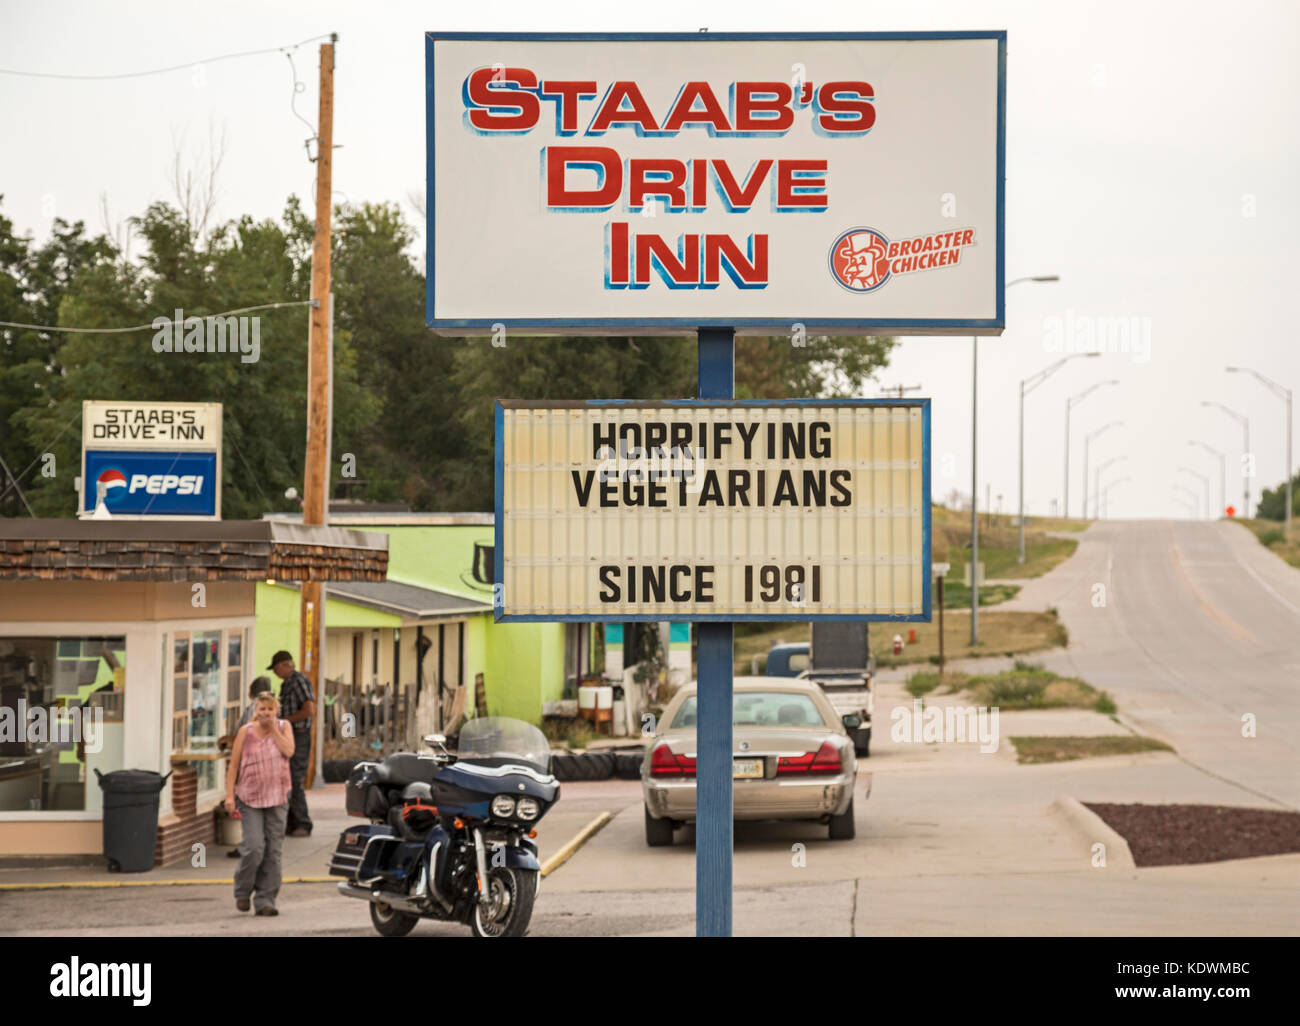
[2,0,1297,521]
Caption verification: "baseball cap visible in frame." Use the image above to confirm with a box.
[267,650,294,669]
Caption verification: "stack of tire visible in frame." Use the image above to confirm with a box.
[550,748,643,782]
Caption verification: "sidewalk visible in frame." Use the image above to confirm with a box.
[0,783,353,889]
[0,779,613,892]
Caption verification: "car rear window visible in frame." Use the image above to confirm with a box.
[670,692,827,729]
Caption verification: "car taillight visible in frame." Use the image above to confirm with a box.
[777,741,842,776]
[650,744,696,777]
[810,740,842,774]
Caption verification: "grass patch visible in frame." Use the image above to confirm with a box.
[1010,735,1173,764]
[962,665,1116,712]
[936,581,1021,609]
[931,505,1082,582]
[1239,518,1300,570]
[904,671,970,698]
[874,609,1068,668]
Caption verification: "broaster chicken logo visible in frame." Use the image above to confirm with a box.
[830,226,977,293]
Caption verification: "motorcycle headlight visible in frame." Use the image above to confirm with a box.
[491,795,517,818]
[516,798,540,821]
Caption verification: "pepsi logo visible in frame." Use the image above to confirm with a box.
[96,468,128,502]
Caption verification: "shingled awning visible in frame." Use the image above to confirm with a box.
[0,519,388,582]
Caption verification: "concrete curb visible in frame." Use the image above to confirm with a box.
[0,875,337,892]
[1050,796,1136,870]
[540,811,612,878]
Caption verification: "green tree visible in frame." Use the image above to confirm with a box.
[0,200,116,515]
[1256,472,1300,521]
[442,333,896,510]
[331,202,467,510]
[12,198,377,518]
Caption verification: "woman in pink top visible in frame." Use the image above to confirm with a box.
[224,691,294,915]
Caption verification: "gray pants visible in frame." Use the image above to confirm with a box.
[234,800,287,911]
[287,728,313,832]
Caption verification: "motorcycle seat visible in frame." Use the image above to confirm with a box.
[374,753,440,788]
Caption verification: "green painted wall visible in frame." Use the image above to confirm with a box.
[255,523,565,725]
[254,582,399,678]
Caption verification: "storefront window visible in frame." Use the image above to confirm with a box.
[190,632,222,791]
[168,627,247,793]
[225,631,243,738]
[0,636,127,813]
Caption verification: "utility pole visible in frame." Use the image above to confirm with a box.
[879,384,922,399]
[301,34,336,790]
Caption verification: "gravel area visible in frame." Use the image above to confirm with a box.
[1084,802,1300,867]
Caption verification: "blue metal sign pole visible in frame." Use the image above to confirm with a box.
[696,326,734,937]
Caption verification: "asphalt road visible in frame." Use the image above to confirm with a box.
[1004,519,1300,810]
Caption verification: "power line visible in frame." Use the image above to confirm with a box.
[0,34,334,81]
[0,411,81,508]
[0,299,314,335]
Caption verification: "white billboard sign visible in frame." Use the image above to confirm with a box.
[494,400,931,621]
[82,401,222,450]
[80,401,223,520]
[427,32,1005,335]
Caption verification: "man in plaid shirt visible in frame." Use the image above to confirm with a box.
[269,650,315,836]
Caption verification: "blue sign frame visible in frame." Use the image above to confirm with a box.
[425,31,1007,336]
[83,449,219,517]
[493,397,931,623]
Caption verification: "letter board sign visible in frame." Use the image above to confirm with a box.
[494,399,930,621]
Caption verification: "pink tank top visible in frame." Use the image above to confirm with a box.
[235,721,292,808]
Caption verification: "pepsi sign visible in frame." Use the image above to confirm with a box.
[83,450,218,516]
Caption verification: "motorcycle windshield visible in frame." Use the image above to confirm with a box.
[456,717,551,774]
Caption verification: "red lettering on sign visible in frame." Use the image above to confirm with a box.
[546,146,622,208]
[465,67,540,132]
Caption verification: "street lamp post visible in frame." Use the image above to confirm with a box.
[1172,498,1196,518]
[1189,441,1226,520]
[1065,380,1119,518]
[1178,466,1211,520]
[1094,456,1127,518]
[971,274,1058,646]
[1082,420,1124,521]
[1173,484,1200,518]
[1227,367,1293,534]
[1202,401,1251,517]
[1101,476,1130,518]
[1018,350,1097,563]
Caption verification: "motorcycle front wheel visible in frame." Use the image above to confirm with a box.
[370,900,419,937]
[470,867,537,938]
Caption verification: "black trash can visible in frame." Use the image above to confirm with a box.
[95,768,171,872]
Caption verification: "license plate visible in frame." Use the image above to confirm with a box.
[733,758,764,779]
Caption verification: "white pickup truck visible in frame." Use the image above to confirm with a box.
[766,633,874,756]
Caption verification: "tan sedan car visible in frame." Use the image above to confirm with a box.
[641,676,860,846]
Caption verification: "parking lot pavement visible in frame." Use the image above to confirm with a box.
[5,655,1297,935]
[532,678,1300,934]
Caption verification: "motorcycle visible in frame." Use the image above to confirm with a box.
[329,716,559,937]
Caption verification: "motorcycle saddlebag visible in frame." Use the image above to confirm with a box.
[328,823,395,879]
[344,762,389,819]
